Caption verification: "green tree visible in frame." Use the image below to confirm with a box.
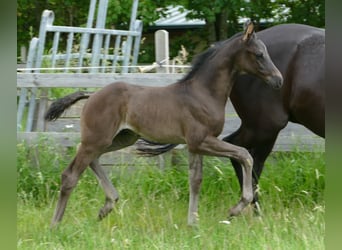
[278,0,325,27]
[171,0,324,45]
[180,0,239,43]
[105,0,172,29]
[17,0,325,61]
[17,0,89,50]
[17,0,172,56]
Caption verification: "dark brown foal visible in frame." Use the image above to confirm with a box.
[45,20,282,227]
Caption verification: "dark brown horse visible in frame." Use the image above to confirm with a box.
[224,23,325,212]
[45,21,283,227]
[138,23,325,213]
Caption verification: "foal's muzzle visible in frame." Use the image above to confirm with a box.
[266,73,283,89]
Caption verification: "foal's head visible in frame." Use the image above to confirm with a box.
[232,20,283,89]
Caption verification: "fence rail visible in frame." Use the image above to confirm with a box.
[16,72,325,154]
[17,73,181,88]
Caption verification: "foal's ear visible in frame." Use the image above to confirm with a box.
[242,20,255,42]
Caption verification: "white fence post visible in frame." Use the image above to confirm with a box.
[20,46,27,63]
[155,30,169,73]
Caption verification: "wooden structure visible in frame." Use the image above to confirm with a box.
[17,73,325,154]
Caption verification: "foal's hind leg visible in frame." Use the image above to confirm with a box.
[90,159,119,220]
[51,144,98,227]
[90,129,140,220]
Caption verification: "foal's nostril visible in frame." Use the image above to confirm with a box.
[267,75,283,89]
[275,76,283,89]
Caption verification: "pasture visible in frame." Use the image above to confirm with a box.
[17,139,325,249]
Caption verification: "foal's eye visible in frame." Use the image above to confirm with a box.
[256,52,264,59]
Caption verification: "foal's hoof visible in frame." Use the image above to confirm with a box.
[187,212,200,227]
[226,213,237,223]
[228,206,241,218]
[50,222,60,230]
[98,207,113,220]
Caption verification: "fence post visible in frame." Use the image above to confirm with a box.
[17,37,39,131]
[78,0,97,72]
[131,20,143,72]
[155,30,169,73]
[122,0,140,73]
[90,0,109,73]
[20,46,27,63]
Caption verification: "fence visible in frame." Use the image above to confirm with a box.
[16,72,325,153]
[16,0,324,165]
[17,0,142,132]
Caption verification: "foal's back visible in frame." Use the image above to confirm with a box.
[79,82,193,146]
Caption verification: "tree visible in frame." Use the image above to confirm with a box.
[278,0,325,27]
[17,0,171,55]
[174,0,324,45]
[17,0,89,57]
[182,0,242,44]
[17,0,325,61]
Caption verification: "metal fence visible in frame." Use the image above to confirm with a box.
[17,0,142,132]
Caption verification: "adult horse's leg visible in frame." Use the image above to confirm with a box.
[51,143,98,227]
[188,153,203,225]
[189,136,254,218]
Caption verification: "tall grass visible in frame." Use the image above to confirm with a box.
[17,139,325,249]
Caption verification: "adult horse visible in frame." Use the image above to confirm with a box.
[44,21,283,227]
[223,23,325,211]
[138,23,325,212]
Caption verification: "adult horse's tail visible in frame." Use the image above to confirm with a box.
[44,91,93,121]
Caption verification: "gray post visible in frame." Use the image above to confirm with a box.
[90,0,109,73]
[78,0,97,72]
[155,30,169,73]
[20,46,27,63]
[17,38,39,131]
[122,0,140,73]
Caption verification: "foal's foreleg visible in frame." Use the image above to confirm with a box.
[90,159,119,220]
[222,130,278,215]
[191,136,254,218]
[187,153,203,225]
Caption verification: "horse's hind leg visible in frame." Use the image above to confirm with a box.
[90,159,119,220]
[90,129,140,220]
[51,144,98,228]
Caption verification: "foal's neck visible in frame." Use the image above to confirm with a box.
[196,47,238,104]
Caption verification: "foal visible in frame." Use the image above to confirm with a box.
[45,21,282,227]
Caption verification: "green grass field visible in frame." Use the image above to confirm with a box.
[17,140,325,249]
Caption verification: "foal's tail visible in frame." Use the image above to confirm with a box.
[135,139,179,156]
[44,91,93,121]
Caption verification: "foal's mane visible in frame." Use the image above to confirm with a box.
[180,32,243,83]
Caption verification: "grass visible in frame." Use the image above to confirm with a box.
[17,140,325,249]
